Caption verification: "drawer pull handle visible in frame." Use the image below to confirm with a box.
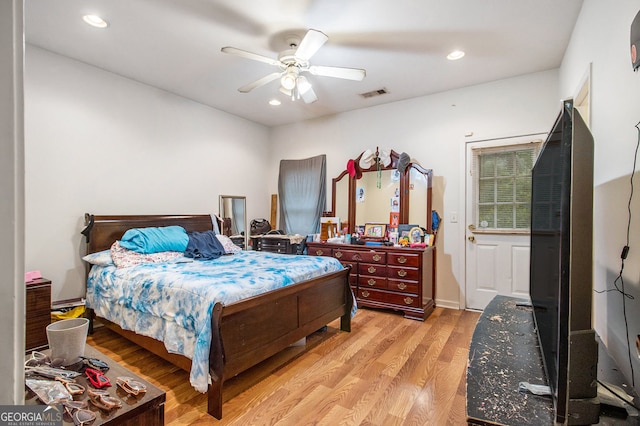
[367,279,376,286]
[373,254,382,262]
[354,254,362,261]
[398,256,407,264]
[368,266,376,274]
[397,270,407,277]
[362,290,370,298]
[335,251,343,258]
[397,283,407,290]
[315,250,324,256]
[404,297,413,305]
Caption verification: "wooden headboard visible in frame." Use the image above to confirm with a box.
[82,213,218,254]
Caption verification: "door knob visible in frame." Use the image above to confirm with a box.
[468,235,475,242]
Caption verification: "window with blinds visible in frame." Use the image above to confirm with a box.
[471,141,542,232]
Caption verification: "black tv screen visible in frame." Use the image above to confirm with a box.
[530,100,598,423]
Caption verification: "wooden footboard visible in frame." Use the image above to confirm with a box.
[208,267,351,419]
[82,213,353,420]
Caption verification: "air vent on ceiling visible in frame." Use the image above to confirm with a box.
[359,88,389,99]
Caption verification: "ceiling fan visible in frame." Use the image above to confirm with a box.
[221,29,366,103]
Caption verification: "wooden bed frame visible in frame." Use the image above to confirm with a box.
[82,213,353,420]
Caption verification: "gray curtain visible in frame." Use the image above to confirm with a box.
[278,155,326,235]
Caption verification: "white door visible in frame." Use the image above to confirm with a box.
[465,135,545,310]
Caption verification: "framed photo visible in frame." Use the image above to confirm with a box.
[409,226,424,243]
[397,224,418,237]
[363,223,387,239]
[389,212,400,228]
[390,196,400,212]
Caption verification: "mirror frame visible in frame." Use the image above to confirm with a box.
[330,149,433,235]
[218,195,248,249]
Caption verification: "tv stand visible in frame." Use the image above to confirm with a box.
[467,296,639,425]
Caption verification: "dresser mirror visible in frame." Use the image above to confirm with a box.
[219,195,247,249]
[330,149,433,235]
[355,169,398,225]
[333,172,350,232]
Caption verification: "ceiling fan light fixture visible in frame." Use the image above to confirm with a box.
[447,50,465,60]
[281,70,297,90]
[82,14,108,28]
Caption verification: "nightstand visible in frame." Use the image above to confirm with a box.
[25,278,51,352]
[25,345,166,425]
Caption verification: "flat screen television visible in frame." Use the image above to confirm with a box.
[530,99,599,424]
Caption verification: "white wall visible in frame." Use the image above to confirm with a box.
[24,46,271,302]
[269,69,560,308]
[560,0,640,392]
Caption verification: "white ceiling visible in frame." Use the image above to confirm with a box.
[25,0,584,127]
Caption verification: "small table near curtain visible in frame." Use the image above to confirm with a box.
[250,234,306,255]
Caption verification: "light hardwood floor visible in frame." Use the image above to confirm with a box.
[86,307,480,425]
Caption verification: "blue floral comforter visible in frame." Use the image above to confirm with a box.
[86,251,346,392]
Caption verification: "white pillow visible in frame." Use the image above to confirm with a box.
[216,234,242,254]
[82,250,114,266]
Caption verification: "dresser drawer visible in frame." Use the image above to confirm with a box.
[309,246,332,256]
[358,275,387,289]
[387,279,419,294]
[262,240,289,249]
[387,266,420,281]
[332,249,362,262]
[25,280,51,352]
[388,252,420,267]
[357,251,386,264]
[359,263,386,276]
[357,287,420,308]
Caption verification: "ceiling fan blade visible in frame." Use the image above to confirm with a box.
[238,72,282,93]
[221,46,282,67]
[308,65,366,81]
[294,29,328,62]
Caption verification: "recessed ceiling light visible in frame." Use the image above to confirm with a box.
[268,99,281,106]
[82,14,108,28]
[447,50,465,60]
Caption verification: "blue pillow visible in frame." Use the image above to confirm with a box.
[119,226,189,254]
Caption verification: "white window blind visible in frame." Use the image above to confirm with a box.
[471,141,542,232]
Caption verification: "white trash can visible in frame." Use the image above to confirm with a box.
[46,317,89,366]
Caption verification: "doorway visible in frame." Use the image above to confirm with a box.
[464,135,544,310]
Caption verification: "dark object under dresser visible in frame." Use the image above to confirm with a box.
[306,242,435,320]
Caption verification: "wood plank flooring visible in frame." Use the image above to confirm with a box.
[86,307,480,425]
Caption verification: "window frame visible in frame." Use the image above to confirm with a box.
[471,140,543,235]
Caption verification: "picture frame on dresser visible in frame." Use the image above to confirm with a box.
[397,224,418,239]
[363,223,387,239]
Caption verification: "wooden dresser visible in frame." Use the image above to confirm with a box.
[307,242,435,320]
[25,278,51,352]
